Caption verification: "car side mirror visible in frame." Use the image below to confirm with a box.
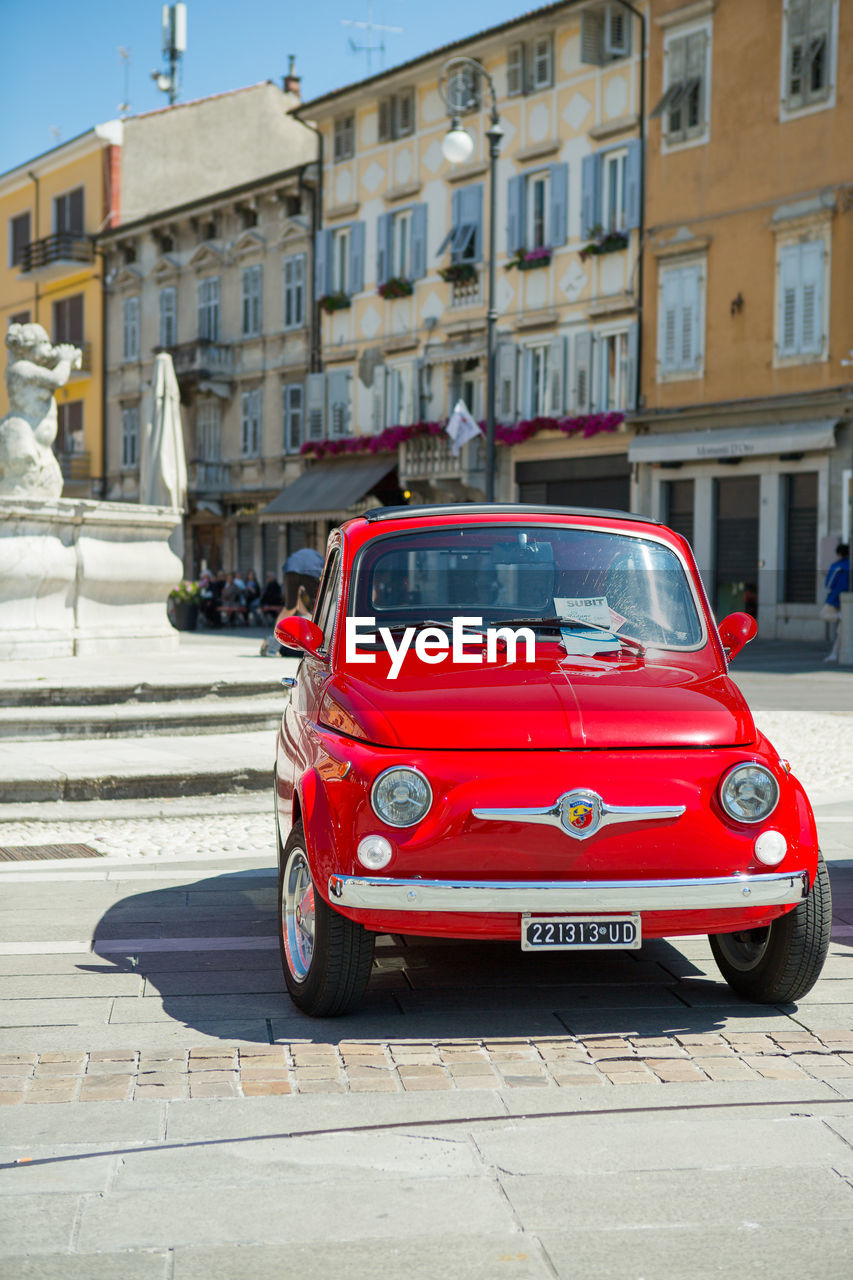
[274,616,325,655]
[717,612,757,662]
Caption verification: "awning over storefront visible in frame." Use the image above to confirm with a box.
[260,456,395,522]
[422,340,486,366]
[628,420,837,465]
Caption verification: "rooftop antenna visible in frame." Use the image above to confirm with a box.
[341,4,402,74]
[118,47,132,115]
[151,3,187,105]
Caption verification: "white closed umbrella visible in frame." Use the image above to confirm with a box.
[140,351,188,558]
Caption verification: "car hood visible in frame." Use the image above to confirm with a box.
[328,652,756,750]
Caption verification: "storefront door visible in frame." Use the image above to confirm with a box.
[714,476,759,618]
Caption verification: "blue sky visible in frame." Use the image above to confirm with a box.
[1,0,541,174]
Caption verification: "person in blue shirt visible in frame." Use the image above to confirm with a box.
[823,542,850,662]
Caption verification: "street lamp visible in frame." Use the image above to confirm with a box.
[439,57,503,502]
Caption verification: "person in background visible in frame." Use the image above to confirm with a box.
[822,542,850,663]
[220,572,243,625]
[259,572,282,623]
[244,569,262,625]
[282,546,324,610]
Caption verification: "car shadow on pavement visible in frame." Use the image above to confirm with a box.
[84,868,840,1046]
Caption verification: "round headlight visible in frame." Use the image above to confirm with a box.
[719,764,780,824]
[371,767,432,828]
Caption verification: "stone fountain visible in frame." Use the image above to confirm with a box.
[0,323,182,658]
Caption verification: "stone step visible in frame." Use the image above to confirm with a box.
[0,677,284,709]
[0,696,285,740]
[0,730,277,803]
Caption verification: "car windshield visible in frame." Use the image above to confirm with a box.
[349,524,704,649]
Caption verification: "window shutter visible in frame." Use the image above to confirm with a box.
[624,321,639,410]
[549,334,567,416]
[685,31,707,127]
[679,266,702,369]
[574,330,593,412]
[314,228,330,297]
[349,221,365,294]
[305,372,326,439]
[624,139,642,231]
[520,348,533,418]
[411,203,428,279]
[659,269,680,370]
[507,44,524,96]
[507,175,524,254]
[376,212,391,286]
[605,4,631,58]
[496,342,517,423]
[327,371,349,437]
[372,364,386,432]
[68,187,84,233]
[397,89,415,136]
[285,384,303,453]
[466,183,484,262]
[799,240,824,354]
[549,163,569,247]
[580,10,604,65]
[580,154,601,240]
[378,99,391,143]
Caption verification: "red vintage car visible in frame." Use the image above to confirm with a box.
[274,504,830,1016]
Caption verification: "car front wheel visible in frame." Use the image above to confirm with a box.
[278,820,375,1016]
[709,854,832,1003]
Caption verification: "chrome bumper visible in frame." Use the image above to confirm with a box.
[328,870,809,913]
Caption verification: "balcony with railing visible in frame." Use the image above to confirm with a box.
[399,433,485,486]
[159,340,235,388]
[188,460,230,493]
[20,234,95,276]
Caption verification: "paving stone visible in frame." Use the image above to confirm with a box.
[400,1076,453,1091]
[692,1057,758,1081]
[188,1080,239,1098]
[0,1054,37,1066]
[240,1080,292,1096]
[0,1253,170,1279]
[79,1076,133,1102]
[604,1070,658,1084]
[347,1077,398,1092]
[742,1056,808,1079]
[34,1058,86,1076]
[645,1060,707,1083]
[0,1091,25,1105]
[293,1081,346,1094]
[134,1082,186,1100]
[447,1062,498,1077]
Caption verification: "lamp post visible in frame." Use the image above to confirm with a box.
[439,58,503,502]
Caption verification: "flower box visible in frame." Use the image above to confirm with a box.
[378,277,414,300]
[579,231,629,261]
[439,262,478,285]
[319,293,352,313]
[506,246,552,271]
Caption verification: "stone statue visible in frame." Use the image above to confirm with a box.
[0,322,81,499]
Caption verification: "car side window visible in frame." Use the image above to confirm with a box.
[314,549,341,653]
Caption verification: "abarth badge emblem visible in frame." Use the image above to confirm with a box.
[559,791,602,838]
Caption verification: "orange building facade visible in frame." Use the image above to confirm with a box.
[632,0,853,640]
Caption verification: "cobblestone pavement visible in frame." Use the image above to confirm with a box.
[0,809,274,860]
[2,1030,853,1106]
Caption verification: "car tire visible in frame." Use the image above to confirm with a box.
[709,854,832,1004]
[278,820,375,1016]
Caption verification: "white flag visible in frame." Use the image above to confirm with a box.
[445,399,483,457]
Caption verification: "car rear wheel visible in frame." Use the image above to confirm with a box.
[278,820,375,1016]
[709,854,832,1003]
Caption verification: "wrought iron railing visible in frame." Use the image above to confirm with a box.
[20,234,94,272]
[162,340,234,380]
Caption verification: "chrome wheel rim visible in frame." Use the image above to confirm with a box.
[282,845,315,983]
[716,926,771,972]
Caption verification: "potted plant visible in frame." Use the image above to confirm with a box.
[169,580,201,631]
[439,262,478,285]
[319,292,352,313]
[579,228,629,261]
[506,245,553,271]
[378,277,414,299]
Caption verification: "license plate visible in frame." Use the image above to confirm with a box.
[521,914,641,950]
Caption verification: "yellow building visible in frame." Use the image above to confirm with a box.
[633,0,853,639]
[0,122,122,497]
[273,0,646,536]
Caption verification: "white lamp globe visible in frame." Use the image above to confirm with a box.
[442,126,475,166]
